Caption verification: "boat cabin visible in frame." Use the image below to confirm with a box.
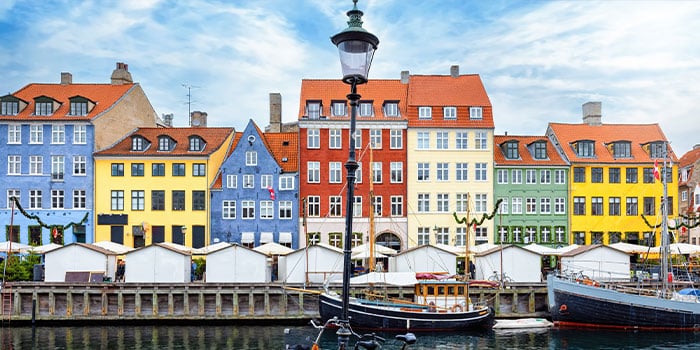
[414,280,473,311]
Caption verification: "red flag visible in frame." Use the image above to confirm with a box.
[653,160,661,181]
[52,227,58,238]
[268,186,275,200]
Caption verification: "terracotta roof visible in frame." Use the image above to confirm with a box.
[548,122,678,163]
[494,135,569,166]
[298,79,408,121]
[95,127,234,156]
[679,146,700,168]
[210,132,243,191]
[2,83,134,121]
[264,132,299,173]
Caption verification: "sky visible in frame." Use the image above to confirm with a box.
[1,0,699,156]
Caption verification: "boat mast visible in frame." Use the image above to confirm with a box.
[660,142,670,294]
[369,144,375,272]
[465,193,471,279]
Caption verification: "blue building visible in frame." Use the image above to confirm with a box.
[210,120,300,248]
[0,63,158,245]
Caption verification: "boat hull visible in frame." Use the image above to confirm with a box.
[319,293,493,332]
[547,274,700,330]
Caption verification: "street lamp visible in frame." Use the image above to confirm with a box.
[331,0,379,346]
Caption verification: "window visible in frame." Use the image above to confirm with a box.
[111,190,124,210]
[73,124,87,144]
[279,175,294,190]
[243,174,254,188]
[172,163,185,176]
[469,107,483,119]
[30,125,43,144]
[643,168,655,183]
[372,162,382,183]
[69,99,88,116]
[353,196,362,217]
[512,169,522,184]
[456,132,468,149]
[526,197,537,214]
[497,197,508,214]
[504,142,519,159]
[555,169,565,184]
[260,174,272,189]
[152,163,165,176]
[664,196,674,215]
[555,227,566,243]
[575,140,595,157]
[573,197,586,215]
[370,129,382,149]
[533,142,547,159]
[497,169,508,184]
[355,162,362,184]
[329,162,342,183]
[554,198,565,214]
[222,200,236,219]
[329,196,342,217]
[391,196,403,216]
[626,197,638,216]
[131,190,145,210]
[242,200,255,219]
[649,142,665,158]
[372,195,382,217]
[526,169,537,184]
[609,168,620,183]
[525,227,536,244]
[158,136,172,151]
[540,198,551,214]
[418,193,430,212]
[260,200,273,219]
[512,197,523,214]
[573,167,585,182]
[626,168,638,183]
[307,196,320,217]
[591,167,603,183]
[332,101,346,116]
[1,100,19,115]
[436,131,448,149]
[29,190,42,209]
[152,190,165,211]
[111,163,124,176]
[189,136,203,151]
[417,163,430,181]
[455,227,466,246]
[35,100,53,116]
[540,170,551,184]
[609,197,621,216]
[613,142,631,158]
[475,132,487,150]
[8,155,20,175]
[475,194,487,213]
[353,129,362,149]
[384,102,399,117]
[51,190,64,209]
[541,227,551,243]
[417,227,430,245]
[131,163,144,177]
[359,102,373,116]
[245,151,257,166]
[328,232,342,248]
[434,162,447,181]
[8,124,20,144]
[329,129,342,149]
[279,201,293,219]
[132,136,145,151]
[390,130,402,149]
[308,161,320,183]
[435,227,449,245]
[417,132,430,149]
[306,102,321,119]
[172,191,185,210]
[73,190,86,209]
[51,125,65,144]
[443,107,457,119]
[30,156,43,175]
[437,193,449,212]
[193,163,206,177]
[390,162,403,183]
[418,107,431,119]
[192,191,205,210]
[591,197,603,216]
[307,129,320,148]
[456,163,468,181]
[51,156,64,181]
[475,163,487,181]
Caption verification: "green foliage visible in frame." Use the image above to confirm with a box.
[193,257,206,280]
[1,253,41,281]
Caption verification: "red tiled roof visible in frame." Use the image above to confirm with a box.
[679,146,700,168]
[264,132,299,173]
[548,122,678,163]
[94,127,234,156]
[494,135,568,166]
[3,83,135,121]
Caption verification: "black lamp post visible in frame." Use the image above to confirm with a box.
[331,0,378,347]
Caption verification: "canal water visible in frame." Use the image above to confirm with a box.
[1,324,700,349]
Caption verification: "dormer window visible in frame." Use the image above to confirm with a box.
[531,141,547,160]
[469,107,483,120]
[443,107,457,120]
[158,136,174,151]
[34,96,58,116]
[131,136,148,151]
[504,141,519,159]
[574,140,595,157]
[418,107,432,119]
[306,101,321,119]
[68,96,94,116]
[384,101,399,117]
[1,96,22,116]
[189,136,205,151]
[331,101,347,116]
[359,101,373,117]
[648,142,665,158]
[612,141,631,158]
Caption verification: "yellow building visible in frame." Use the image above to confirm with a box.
[94,127,236,248]
[548,102,679,246]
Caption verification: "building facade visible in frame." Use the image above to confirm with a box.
[678,145,700,244]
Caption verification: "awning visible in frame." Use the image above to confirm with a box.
[241,232,255,244]
[279,232,292,244]
[260,232,273,244]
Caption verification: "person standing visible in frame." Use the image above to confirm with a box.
[116,259,125,282]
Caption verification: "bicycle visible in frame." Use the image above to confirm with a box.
[487,271,513,287]
[285,317,416,350]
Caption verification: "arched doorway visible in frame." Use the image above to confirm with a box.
[375,231,402,252]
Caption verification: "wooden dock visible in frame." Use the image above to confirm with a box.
[0,282,548,325]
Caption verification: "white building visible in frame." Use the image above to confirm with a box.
[44,243,117,282]
[124,243,191,283]
[473,244,543,282]
[559,244,630,281]
[389,245,458,274]
[279,244,343,284]
[206,244,269,283]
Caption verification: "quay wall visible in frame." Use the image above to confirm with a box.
[0,282,549,325]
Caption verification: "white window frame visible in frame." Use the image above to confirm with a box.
[73,189,86,209]
[243,174,254,188]
[497,169,508,184]
[7,190,20,209]
[469,106,483,119]
[417,163,430,181]
[456,163,468,181]
[260,201,274,219]
[498,197,509,214]
[30,190,42,209]
[475,163,487,181]
[390,195,403,216]
[8,124,21,144]
[359,102,373,117]
[246,151,257,166]
[353,196,362,217]
[417,193,430,212]
[329,162,342,183]
[526,169,537,184]
[73,156,86,176]
[512,197,523,214]
[226,175,237,188]
[279,200,293,219]
[279,175,294,190]
[260,174,273,189]
[30,125,43,144]
[456,193,468,212]
[51,156,64,181]
[512,169,522,184]
[456,132,468,150]
[329,129,342,149]
[307,161,320,183]
[307,129,320,149]
[384,102,399,117]
[540,170,551,184]
[306,102,321,119]
[390,162,403,183]
[370,129,382,149]
[437,193,449,212]
[526,197,537,214]
[475,131,487,149]
[372,162,382,184]
[73,124,87,144]
[555,197,566,214]
[390,130,402,149]
[475,193,487,213]
[222,200,236,219]
[51,189,64,209]
[329,196,342,217]
[436,131,448,149]
[51,124,65,144]
[443,107,457,120]
[555,169,566,184]
[540,197,551,214]
[418,107,431,119]
[332,102,346,116]
[8,155,20,175]
[437,162,448,181]
[242,200,255,219]
[30,155,43,175]
[417,132,430,149]
[307,196,320,217]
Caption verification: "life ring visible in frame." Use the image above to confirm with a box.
[451,304,463,313]
[559,304,568,312]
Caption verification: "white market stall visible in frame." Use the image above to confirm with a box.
[124,243,191,283]
[389,245,458,275]
[278,244,343,284]
[44,243,117,282]
[473,244,543,282]
[206,244,269,283]
[559,244,630,281]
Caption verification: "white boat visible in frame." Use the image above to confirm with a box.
[492,318,553,329]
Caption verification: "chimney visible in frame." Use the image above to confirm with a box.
[60,72,72,85]
[190,111,207,127]
[400,70,410,84]
[694,144,700,150]
[450,65,459,78]
[111,62,133,85]
[162,113,173,127]
[269,93,282,132]
[582,101,602,126]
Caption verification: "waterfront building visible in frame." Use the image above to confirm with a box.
[210,119,300,248]
[493,135,569,247]
[297,78,408,251]
[406,66,495,248]
[678,145,700,244]
[0,63,158,245]
[93,126,235,248]
[547,102,678,246]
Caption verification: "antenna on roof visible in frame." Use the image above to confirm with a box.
[182,83,200,126]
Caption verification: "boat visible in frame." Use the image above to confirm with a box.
[547,143,700,330]
[492,318,553,330]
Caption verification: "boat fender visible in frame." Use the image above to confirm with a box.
[559,304,567,312]
[451,304,463,313]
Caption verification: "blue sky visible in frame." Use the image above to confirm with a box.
[1,0,699,155]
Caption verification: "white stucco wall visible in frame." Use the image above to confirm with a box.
[124,246,190,283]
[206,245,268,283]
[44,245,114,282]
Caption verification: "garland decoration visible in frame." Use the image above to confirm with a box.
[641,213,700,230]
[9,196,88,231]
[453,198,503,227]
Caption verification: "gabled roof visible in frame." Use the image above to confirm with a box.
[559,244,626,257]
[94,127,234,157]
[3,83,135,121]
[265,132,299,173]
[494,135,568,166]
[548,122,678,163]
[679,147,700,168]
[407,74,491,106]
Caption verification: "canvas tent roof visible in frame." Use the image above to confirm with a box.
[192,242,232,255]
[254,242,294,255]
[92,241,134,254]
[0,241,31,253]
[27,243,62,254]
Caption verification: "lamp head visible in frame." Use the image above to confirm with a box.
[331,0,379,85]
